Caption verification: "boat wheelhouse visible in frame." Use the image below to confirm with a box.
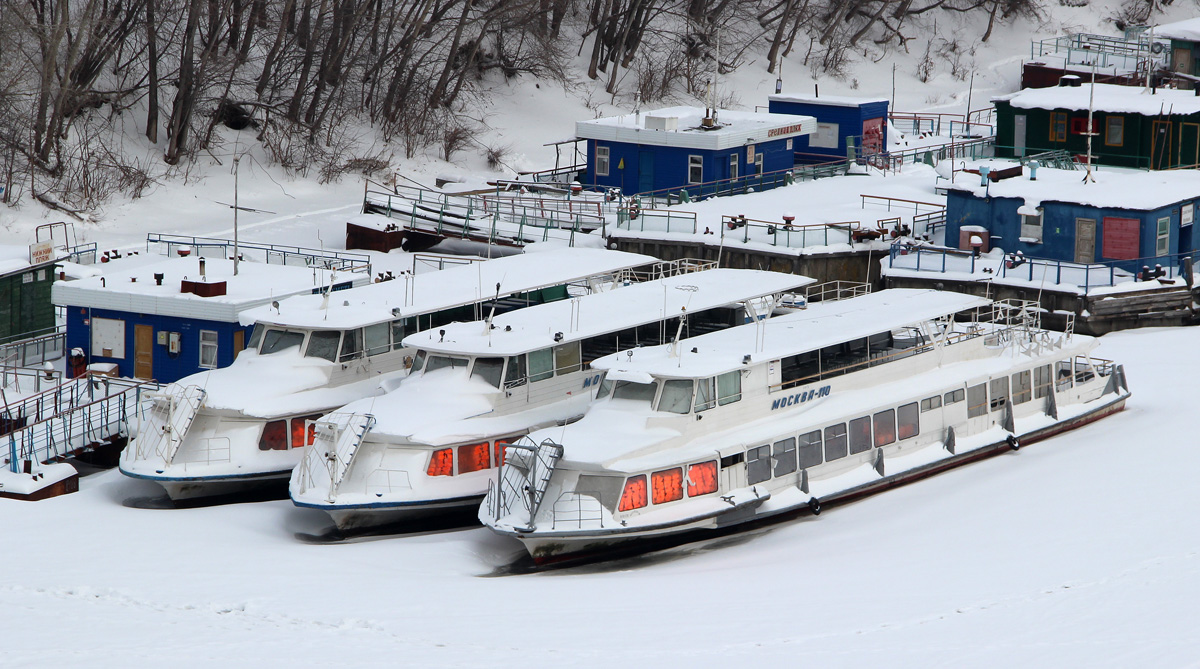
[481,289,1130,563]
[119,248,654,500]
[290,265,816,530]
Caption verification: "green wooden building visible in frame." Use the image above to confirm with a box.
[1156,17,1200,89]
[0,247,60,345]
[993,83,1200,170]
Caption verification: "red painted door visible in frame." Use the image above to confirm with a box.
[862,117,884,155]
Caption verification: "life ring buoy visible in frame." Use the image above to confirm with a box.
[808,497,822,515]
[1152,42,1165,54]
[1006,434,1020,451]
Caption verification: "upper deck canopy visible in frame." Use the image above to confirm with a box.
[402,269,816,356]
[239,248,653,329]
[591,289,991,379]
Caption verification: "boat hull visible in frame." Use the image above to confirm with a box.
[509,393,1129,565]
[300,494,486,531]
[122,467,293,501]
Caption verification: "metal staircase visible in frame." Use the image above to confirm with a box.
[1025,149,1078,171]
[130,385,206,465]
[485,437,564,531]
[292,412,376,501]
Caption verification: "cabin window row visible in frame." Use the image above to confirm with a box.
[963,362,1075,418]
[426,437,519,477]
[777,327,929,390]
[616,461,719,512]
[596,371,742,413]
[258,414,322,451]
[248,318,416,362]
[745,402,922,485]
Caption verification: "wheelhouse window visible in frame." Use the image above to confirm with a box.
[554,342,581,375]
[339,328,364,362]
[364,322,390,356]
[410,350,427,373]
[798,431,822,469]
[199,330,218,369]
[505,355,527,387]
[694,378,715,412]
[260,329,305,355]
[425,354,469,373]
[658,379,693,414]
[688,155,703,184]
[247,326,263,351]
[849,416,872,455]
[596,145,610,177]
[824,423,848,461]
[305,330,341,361]
[528,348,554,382]
[611,380,657,405]
[717,371,741,405]
[471,357,505,388]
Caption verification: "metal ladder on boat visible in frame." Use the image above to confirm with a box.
[1025,149,1078,171]
[487,437,564,531]
[131,385,206,465]
[293,412,375,501]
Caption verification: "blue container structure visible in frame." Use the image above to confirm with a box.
[944,162,1200,270]
[576,106,815,196]
[53,257,364,383]
[767,94,889,161]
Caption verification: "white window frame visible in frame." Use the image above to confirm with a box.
[729,154,738,180]
[688,155,703,184]
[596,145,610,177]
[1156,216,1171,256]
[754,153,764,175]
[199,330,219,369]
[1020,209,1044,243]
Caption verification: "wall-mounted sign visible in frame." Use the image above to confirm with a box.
[29,241,54,265]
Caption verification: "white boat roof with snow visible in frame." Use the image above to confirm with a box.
[238,247,653,329]
[402,268,815,357]
[593,289,991,379]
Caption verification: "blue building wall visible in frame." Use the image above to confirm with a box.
[583,136,796,195]
[945,190,1200,270]
[768,99,889,160]
[66,306,254,383]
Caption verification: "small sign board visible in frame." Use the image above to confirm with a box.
[1183,203,1194,228]
[29,241,54,265]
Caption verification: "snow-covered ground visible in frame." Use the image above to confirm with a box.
[0,326,1196,667]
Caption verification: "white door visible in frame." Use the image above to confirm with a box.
[1014,115,1027,158]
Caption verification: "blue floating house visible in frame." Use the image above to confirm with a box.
[575,106,816,195]
[53,256,365,382]
[767,93,889,161]
[943,161,1200,269]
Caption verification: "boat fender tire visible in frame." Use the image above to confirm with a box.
[807,496,822,515]
[1006,434,1019,451]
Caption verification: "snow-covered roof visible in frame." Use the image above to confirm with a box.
[943,161,1200,210]
[402,269,816,356]
[575,106,817,150]
[241,248,653,329]
[0,244,59,276]
[591,289,989,379]
[768,93,888,107]
[51,256,358,323]
[993,83,1200,116]
[1155,17,1200,42]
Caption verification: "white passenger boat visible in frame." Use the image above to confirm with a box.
[481,289,1130,563]
[119,248,653,500]
[290,264,816,530]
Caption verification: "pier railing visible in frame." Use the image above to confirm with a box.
[888,242,1195,292]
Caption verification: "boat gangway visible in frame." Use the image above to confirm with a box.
[362,181,611,247]
[3,375,160,473]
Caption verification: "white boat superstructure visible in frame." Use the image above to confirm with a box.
[290,265,817,530]
[119,248,654,500]
[481,289,1130,563]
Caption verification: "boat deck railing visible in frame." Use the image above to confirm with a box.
[146,233,372,275]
